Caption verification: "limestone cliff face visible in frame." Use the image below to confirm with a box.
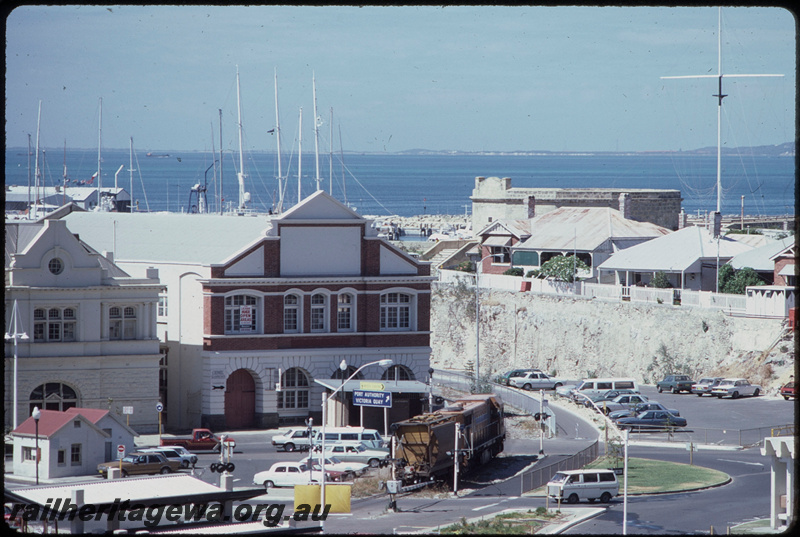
[430,282,794,391]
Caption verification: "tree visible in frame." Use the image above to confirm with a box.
[720,266,764,294]
[538,255,590,283]
[650,271,672,288]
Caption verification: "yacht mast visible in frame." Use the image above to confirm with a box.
[218,108,224,214]
[298,107,303,204]
[274,68,285,213]
[96,97,102,209]
[329,107,333,194]
[33,101,42,218]
[129,137,136,212]
[235,66,248,212]
[26,134,32,216]
[313,73,321,191]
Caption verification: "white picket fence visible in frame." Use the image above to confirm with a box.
[438,269,769,316]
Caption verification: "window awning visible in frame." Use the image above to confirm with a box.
[779,264,795,276]
[482,236,511,247]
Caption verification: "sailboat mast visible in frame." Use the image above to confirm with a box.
[236,67,247,211]
[97,97,102,209]
[329,107,333,194]
[313,73,321,191]
[339,124,347,206]
[218,108,224,215]
[129,137,135,213]
[274,68,284,213]
[715,7,723,214]
[33,100,42,218]
[211,121,217,214]
[298,107,303,204]
[62,139,67,205]
[26,134,32,216]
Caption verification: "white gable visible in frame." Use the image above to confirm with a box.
[225,245,265,277]
[380,244,418,275]
[279,190,365,222]
[281,226,362,276]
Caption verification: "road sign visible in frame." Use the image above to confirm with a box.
[117,445,125,459]
[353,390,392,408]
[156,402,163,413]
[122,406,133,415]
[360,381,385,391]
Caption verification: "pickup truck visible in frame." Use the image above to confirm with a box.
[160,428,235,452]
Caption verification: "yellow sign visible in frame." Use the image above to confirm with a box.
[360,381,385,391]
[295,484,351,513]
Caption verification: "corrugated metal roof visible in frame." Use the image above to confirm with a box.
[729,237,793,272]
[596,225,754,272]
[482,236,511,247]
[515,207,670,251]
[61,212,272,265]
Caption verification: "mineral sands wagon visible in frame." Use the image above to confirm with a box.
[390,394,505,486]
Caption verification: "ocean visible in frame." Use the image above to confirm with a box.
[4,148,795,218]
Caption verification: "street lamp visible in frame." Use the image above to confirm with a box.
[571,391,628,533]
[319,358,392,526]
[5,300,29,430]
[32,406,41,485]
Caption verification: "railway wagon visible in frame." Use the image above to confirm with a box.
[391,394,505,485]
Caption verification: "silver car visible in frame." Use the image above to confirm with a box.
[691,377,724,396]
[508,371,566,391]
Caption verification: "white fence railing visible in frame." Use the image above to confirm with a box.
[438,269,780,316]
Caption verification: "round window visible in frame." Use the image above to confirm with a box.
[48,258,64,275]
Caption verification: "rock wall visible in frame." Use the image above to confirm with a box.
[430,282,794,392]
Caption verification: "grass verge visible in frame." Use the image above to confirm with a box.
[583,456,729,494]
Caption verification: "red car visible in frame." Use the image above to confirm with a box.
[780,381,795,400]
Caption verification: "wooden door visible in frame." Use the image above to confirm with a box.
[225,369,255,429]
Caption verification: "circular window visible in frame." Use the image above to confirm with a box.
[48,258,64,275]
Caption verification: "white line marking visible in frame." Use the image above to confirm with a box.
[717,459,764,467]
[472,502,500,511]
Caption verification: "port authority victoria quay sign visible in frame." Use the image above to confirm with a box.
[353,381,392,408]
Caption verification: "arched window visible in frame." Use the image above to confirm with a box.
[337,293,355,332]
[109,305,137,340]
[332,366,363,380]
[283,294,301,333]
[380,292,413,331]
[278,368,310,409]
[310,293,328,332]
[381,365,414,381]
[29,382,78,414]
[33,307,77,342]
[225,294,259,334]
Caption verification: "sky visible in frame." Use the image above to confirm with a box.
[4,5,795,154]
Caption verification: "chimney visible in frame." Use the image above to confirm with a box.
[618,193,631,219]
[527,196,536,218]
[146,267,159,280]
[678,209,687,229]
[103,250,114,263]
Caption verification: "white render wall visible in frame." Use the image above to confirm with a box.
[203,346,432,425]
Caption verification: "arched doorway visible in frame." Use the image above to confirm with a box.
[225,369,255,429]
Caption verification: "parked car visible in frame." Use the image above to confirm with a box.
[299,455,368,478]
[780,381,795,400]
[271,427,317,452]
[616,410,687,431]
[496,369,540,386]
[97,452,181,478]
[580,389,640,407]
[508,371,566,391]
[710,378,762,399]
[313,442,390,468]
[657,374,694,394]
[594,393,649,414]
[139,446,198,468]
[691,377,724,396]
[608,401,680,421]
[252,462,325,489]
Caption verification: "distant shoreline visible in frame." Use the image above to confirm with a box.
[7,143,795,158]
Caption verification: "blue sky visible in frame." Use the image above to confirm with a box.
[5,5,795,153]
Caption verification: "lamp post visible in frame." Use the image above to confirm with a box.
[5,300,29,429]
[474,253,500,393]
[319,358,392,526]
[32,406,41,485]
[571,391,628,533]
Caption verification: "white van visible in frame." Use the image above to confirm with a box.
[571,378,639,402]
[312,427,385,449]
[547,469,619,504]
[270,427,317,452]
